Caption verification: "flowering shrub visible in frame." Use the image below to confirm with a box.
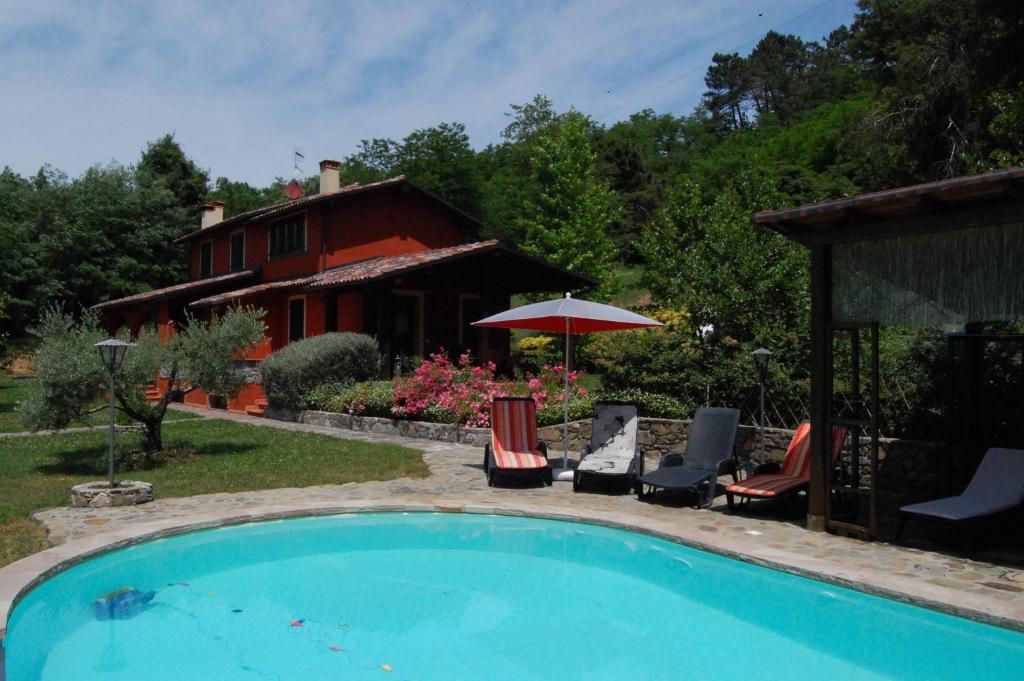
[392,350,587,427]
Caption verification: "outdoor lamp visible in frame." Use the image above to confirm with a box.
[95,338,134,486]
[752,347,772,380]
[96,338,133,374]
[751,347,772,464]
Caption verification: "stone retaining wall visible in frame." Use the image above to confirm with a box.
[267,407,965,498]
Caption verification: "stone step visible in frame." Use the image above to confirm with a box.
[244,405,266,417]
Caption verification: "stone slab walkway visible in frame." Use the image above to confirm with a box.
[5,404,1024,638]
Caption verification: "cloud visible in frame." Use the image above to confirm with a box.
[0,0,859,185]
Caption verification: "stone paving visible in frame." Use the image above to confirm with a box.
[8,404,1024,634]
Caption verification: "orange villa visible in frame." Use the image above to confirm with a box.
[94,160,592,414]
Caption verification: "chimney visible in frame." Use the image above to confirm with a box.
[319,159,341,194]
[200,200,225,229]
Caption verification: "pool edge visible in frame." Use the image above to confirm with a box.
[2,500,1023,654]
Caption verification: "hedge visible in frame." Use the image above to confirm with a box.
[261,333,380,409]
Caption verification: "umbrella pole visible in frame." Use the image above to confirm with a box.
[550,316,574,482]
[563,316,570,470]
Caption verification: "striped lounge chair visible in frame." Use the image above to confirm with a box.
[484,397,552,487]
[725,421,847,512]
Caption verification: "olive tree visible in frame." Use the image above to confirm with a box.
[25,306,266,451]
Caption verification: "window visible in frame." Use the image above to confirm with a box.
[199,241,213,277]
[288,297,306,343]
[269,214,306,258]
[229,231,245,272]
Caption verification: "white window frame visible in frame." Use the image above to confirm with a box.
[287,294,307,343]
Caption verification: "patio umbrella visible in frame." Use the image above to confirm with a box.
[473,293,663,480]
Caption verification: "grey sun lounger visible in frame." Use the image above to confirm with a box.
[636,407,740,508]
[573,401,643,493]
[898,447,1024,541]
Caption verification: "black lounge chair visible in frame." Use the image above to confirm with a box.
[636,407,740,507]
[897,447,1024,544]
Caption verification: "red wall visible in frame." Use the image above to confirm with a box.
[188,186,467,280]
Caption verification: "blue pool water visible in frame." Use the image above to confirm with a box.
[6,513,1023,680]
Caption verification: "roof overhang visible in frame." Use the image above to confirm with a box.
[93,270,257,310]
[189,241,596,308]
[754,167,1024,247]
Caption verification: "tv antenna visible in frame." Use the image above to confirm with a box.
[284,147,307,200]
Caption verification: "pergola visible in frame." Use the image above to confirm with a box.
[755,167,1024,537]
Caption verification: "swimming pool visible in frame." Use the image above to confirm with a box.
[6,512,1023,680]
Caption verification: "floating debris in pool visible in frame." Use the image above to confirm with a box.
[179,582,190,587]
[232,609,243,613]
[291,619,305,627]
[205,592,214,597]
[329,646,343,652]
[93,588,156,620]
[379,664,393,672]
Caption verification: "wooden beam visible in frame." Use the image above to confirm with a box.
[782,200,1024,247]
[807,244,833,532]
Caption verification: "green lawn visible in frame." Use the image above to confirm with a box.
[0,419,428,567]
[0,372,197,433]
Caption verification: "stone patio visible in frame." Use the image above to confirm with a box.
[3,404,1024,639]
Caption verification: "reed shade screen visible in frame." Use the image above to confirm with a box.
[832,222,1024,328]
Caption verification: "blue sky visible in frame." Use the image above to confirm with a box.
[0,0,860,186]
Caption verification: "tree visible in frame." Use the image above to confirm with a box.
[344,124,482,216]
[501,94,559,142]
[136,134,209,221]
[640,173,807,341]
[850,0,1024,179]
[25,306,266,452]
[395,122,481,216]
[208,177,272,217]
[517,111,621,299]
[593,109,693,259]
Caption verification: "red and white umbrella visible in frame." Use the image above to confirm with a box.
[474,293,663,479]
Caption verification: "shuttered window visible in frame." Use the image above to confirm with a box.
[269,215,306,257]
[230,231,245,272]
[199,241,213,277]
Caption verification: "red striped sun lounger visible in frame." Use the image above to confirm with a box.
[484,398,551,486]
[725,422,846,509]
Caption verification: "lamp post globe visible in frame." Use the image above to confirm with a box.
[96,338,132,374]
[752,347,772,379]
[95,338,134,486]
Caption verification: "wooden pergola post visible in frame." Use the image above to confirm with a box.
[807,243,832,532]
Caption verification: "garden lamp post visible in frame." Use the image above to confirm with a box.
[752,347,772,464]
[96,338,133,487]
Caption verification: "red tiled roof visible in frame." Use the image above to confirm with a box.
[93,270,256,310]
[189,241,503,308]
[188,274,317,309]
[307,240,501,290]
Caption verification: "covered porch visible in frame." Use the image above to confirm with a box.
[191,241,594,377]
[756,167,1024,542]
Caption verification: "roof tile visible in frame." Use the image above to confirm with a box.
[93,270,256,310]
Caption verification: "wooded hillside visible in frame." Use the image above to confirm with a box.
[2,0,1021,344]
